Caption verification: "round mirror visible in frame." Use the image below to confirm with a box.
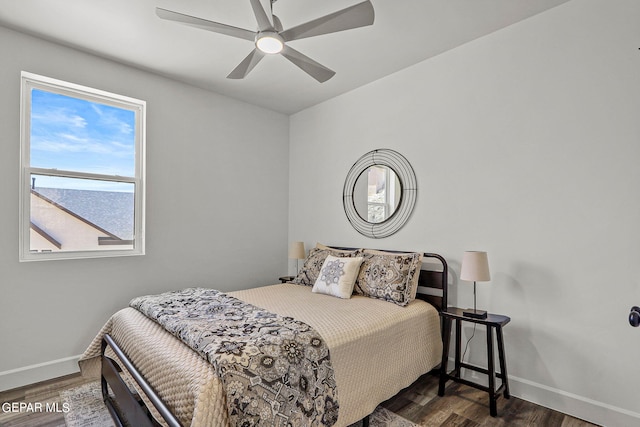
[343,149,417,238]
[353,166,402,223]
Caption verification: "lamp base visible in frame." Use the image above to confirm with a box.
[463,309,487,319]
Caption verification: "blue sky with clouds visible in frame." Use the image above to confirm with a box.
[30,89,136,191]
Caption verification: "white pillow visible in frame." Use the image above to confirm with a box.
[312,255,364,299]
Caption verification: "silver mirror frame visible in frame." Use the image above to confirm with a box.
[343,149,417,238]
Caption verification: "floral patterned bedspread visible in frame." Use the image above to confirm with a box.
[129,288,338,426]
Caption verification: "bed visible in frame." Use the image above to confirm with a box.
[79,246,448,427]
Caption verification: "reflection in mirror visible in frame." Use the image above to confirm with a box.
[354,166,401,223]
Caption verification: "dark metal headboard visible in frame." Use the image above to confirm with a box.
[331,247,448,312]
[416,253,448,312]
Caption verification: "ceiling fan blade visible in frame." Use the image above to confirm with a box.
[156,7,256,41]
[280,0,374,42]
[250,0,274,32]
[227,49,266,79]
[272,14,283,32]
[280,45,335,83]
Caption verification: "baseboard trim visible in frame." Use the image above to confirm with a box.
[0,354,81,392]
[509,375,640,427]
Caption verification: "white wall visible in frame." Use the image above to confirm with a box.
[0,25,289,390]
[289,1,640,425]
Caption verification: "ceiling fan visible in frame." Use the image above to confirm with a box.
[156,0,375,83]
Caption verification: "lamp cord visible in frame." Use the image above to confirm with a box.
[461,323,477,362]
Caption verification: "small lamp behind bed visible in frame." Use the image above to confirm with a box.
[289,241,306,274]
[460,251,490,319]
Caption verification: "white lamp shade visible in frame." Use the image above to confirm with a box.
[288,241,305,259]
[460,251,491,282]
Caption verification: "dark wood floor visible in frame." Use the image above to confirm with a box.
[0,372,598,426]
[381,373,598,427]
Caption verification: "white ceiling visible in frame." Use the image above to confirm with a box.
[0,0,570,114]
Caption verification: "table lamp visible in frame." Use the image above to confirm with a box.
[460,251,490,319]
[288,241,305,274]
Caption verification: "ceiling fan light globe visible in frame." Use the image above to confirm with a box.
[256,32,284,54]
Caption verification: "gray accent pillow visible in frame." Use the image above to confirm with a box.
[292,246,364,286]
[354,250,423,306]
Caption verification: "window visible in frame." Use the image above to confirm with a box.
[20,72,145,261]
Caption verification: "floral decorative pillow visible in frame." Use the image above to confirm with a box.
[312,256,364,299]
[354,250,423,306]
[292,245,364,286]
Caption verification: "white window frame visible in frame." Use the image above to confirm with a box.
[19,71,146,261]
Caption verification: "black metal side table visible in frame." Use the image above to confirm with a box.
[278,275,295,283]
[438,307,511,416]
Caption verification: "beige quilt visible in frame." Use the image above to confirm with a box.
[79,283,442,427]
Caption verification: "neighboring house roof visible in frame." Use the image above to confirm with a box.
[33,187,134,240]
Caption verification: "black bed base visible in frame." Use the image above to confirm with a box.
[100,250,448,427]
[101,334,182,427]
